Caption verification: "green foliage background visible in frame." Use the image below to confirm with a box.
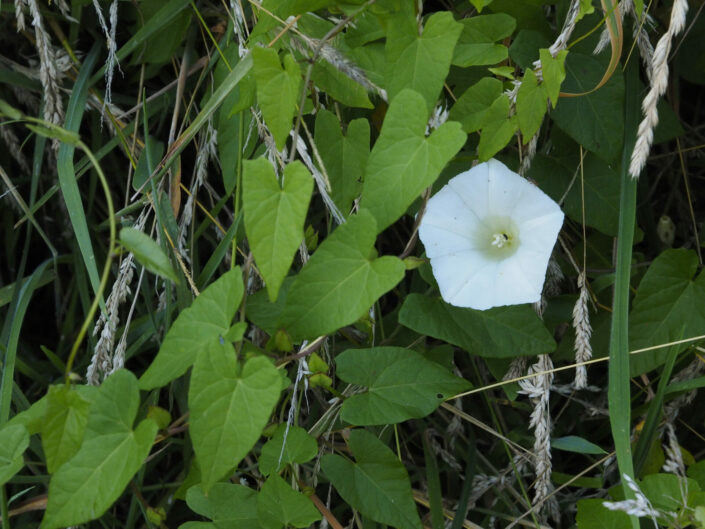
[1,0,704,528]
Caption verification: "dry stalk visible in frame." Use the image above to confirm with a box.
[629,0,689,178]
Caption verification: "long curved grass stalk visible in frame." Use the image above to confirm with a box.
[607,48,640,529]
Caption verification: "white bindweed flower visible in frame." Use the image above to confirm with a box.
[418,159,564,310]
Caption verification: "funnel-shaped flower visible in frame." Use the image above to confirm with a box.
[418,159,564,310]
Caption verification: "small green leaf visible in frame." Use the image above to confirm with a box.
[185,483,258,529]
[452,14,515,67]
[120,227,179,283]
[360,89,466,233]
[469,0,494,13]
[189,341,281,492]
[478,94,518,161]
[552,436,607,455]
[42,370,158,529]
[139,267,244,390]
[578,0,595,20]
[146,406,172,430]
[243,159,313,302]
[399,294,556,358]
[487,66,515,79]
[42,385,92,473]
[540,48,568,106]
[629,249,705,375]
[257,474,321,529]
[448,77,503,133]
[337,347,470,425]
[224,321,248,343]
[278,210,405,341]
[385,11,463,111]
[259,425,318,476]
[0,424,29,486]
[321,430,422,529]
[314,109,370,217]
[516,68,547,140]
[252,48,301,150]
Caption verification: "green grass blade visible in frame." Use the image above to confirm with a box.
[422,430,445,529]
[607,52,640,528]
[0,259,52,425]
[196,211,241,289]
[56,46,101,297]
[133,52,253,196]
[633,330,682,476]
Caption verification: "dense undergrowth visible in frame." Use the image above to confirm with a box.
[1,0,705,528]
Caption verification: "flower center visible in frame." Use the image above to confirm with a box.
[491,232,511,248]
[474,216,520,260]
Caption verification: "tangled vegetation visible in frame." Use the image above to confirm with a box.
[1,0,705,528]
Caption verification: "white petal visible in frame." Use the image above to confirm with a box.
[446,163,492,220]
[487,159,531,215]
[430,251,497,309]
[493,256,543,305]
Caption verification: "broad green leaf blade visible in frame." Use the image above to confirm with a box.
[551,52,624,162]
[629,249,705,375]
[640,474,700,511]
[360,90,466,233]
[188,341,281,492]
[539,48,567,107]
[552,436,607,455]
[259,425,318,476]
[253,48,301,150]
[120,227,179,283]
[516,68,547,140]
[257,474,321,529]
[399,294,555,358]
[243,159,313,302]
[278,210,405,341]
[314,110,370,216]
[452,14,515,67]
[42,385,92,473]
[528,152,620,236]
[477,94,518,161]
[385,12,463,111]
[448,77,503,133]
[42,370,158,529]
[246,277,294,336]
[311,61,373,109]
[337,347,470,425]
[576,499,631,529]
[7,385,97,436]
[185,483,258,529]
[139,267,244,390]
[57,48,101,297]
[321,430,422,529]
[0,424,29,486]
